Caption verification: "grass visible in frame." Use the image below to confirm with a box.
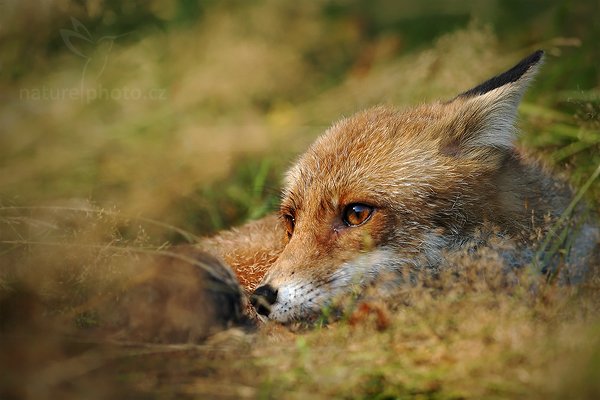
[1,1,599,399]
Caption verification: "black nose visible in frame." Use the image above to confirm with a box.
[250,285,278,316]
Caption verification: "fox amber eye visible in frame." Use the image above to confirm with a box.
[342,203,374,227]
[283,215,295,238]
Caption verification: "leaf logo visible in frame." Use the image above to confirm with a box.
[60,17,127,91]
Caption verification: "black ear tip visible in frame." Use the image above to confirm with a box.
[527,49,545,65]
[514,49,545,75]
[458,49,545,98]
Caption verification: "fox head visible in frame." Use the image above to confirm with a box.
[251,51,545,322]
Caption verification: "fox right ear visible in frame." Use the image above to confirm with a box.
[440,50,544,156]
[457,50,544,99]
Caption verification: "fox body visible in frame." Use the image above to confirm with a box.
[205,51,598,323]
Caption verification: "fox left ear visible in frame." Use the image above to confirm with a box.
[441,50,544,155]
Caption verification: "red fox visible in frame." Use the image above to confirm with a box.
[202,50,599,323]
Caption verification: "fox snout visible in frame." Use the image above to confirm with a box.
[250,284,278,317]
[251,246,404,322]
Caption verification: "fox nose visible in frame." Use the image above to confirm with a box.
[250,284,278,316]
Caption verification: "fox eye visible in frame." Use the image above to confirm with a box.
[283,214,295,238]
[342,203,374,227]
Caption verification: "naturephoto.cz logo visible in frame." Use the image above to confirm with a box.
[20,17,166,103]
[19,84,167,102]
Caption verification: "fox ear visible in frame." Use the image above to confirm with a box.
[441,50,544,155]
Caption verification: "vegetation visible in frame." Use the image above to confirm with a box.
[1,1,598,398]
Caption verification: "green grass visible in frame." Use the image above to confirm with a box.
[1,1,599,399]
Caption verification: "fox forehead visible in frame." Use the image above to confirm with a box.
[281,103,463,216]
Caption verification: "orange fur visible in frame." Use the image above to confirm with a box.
[198,214,286,292]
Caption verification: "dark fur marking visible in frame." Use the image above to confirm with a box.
[459,50,544,97]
